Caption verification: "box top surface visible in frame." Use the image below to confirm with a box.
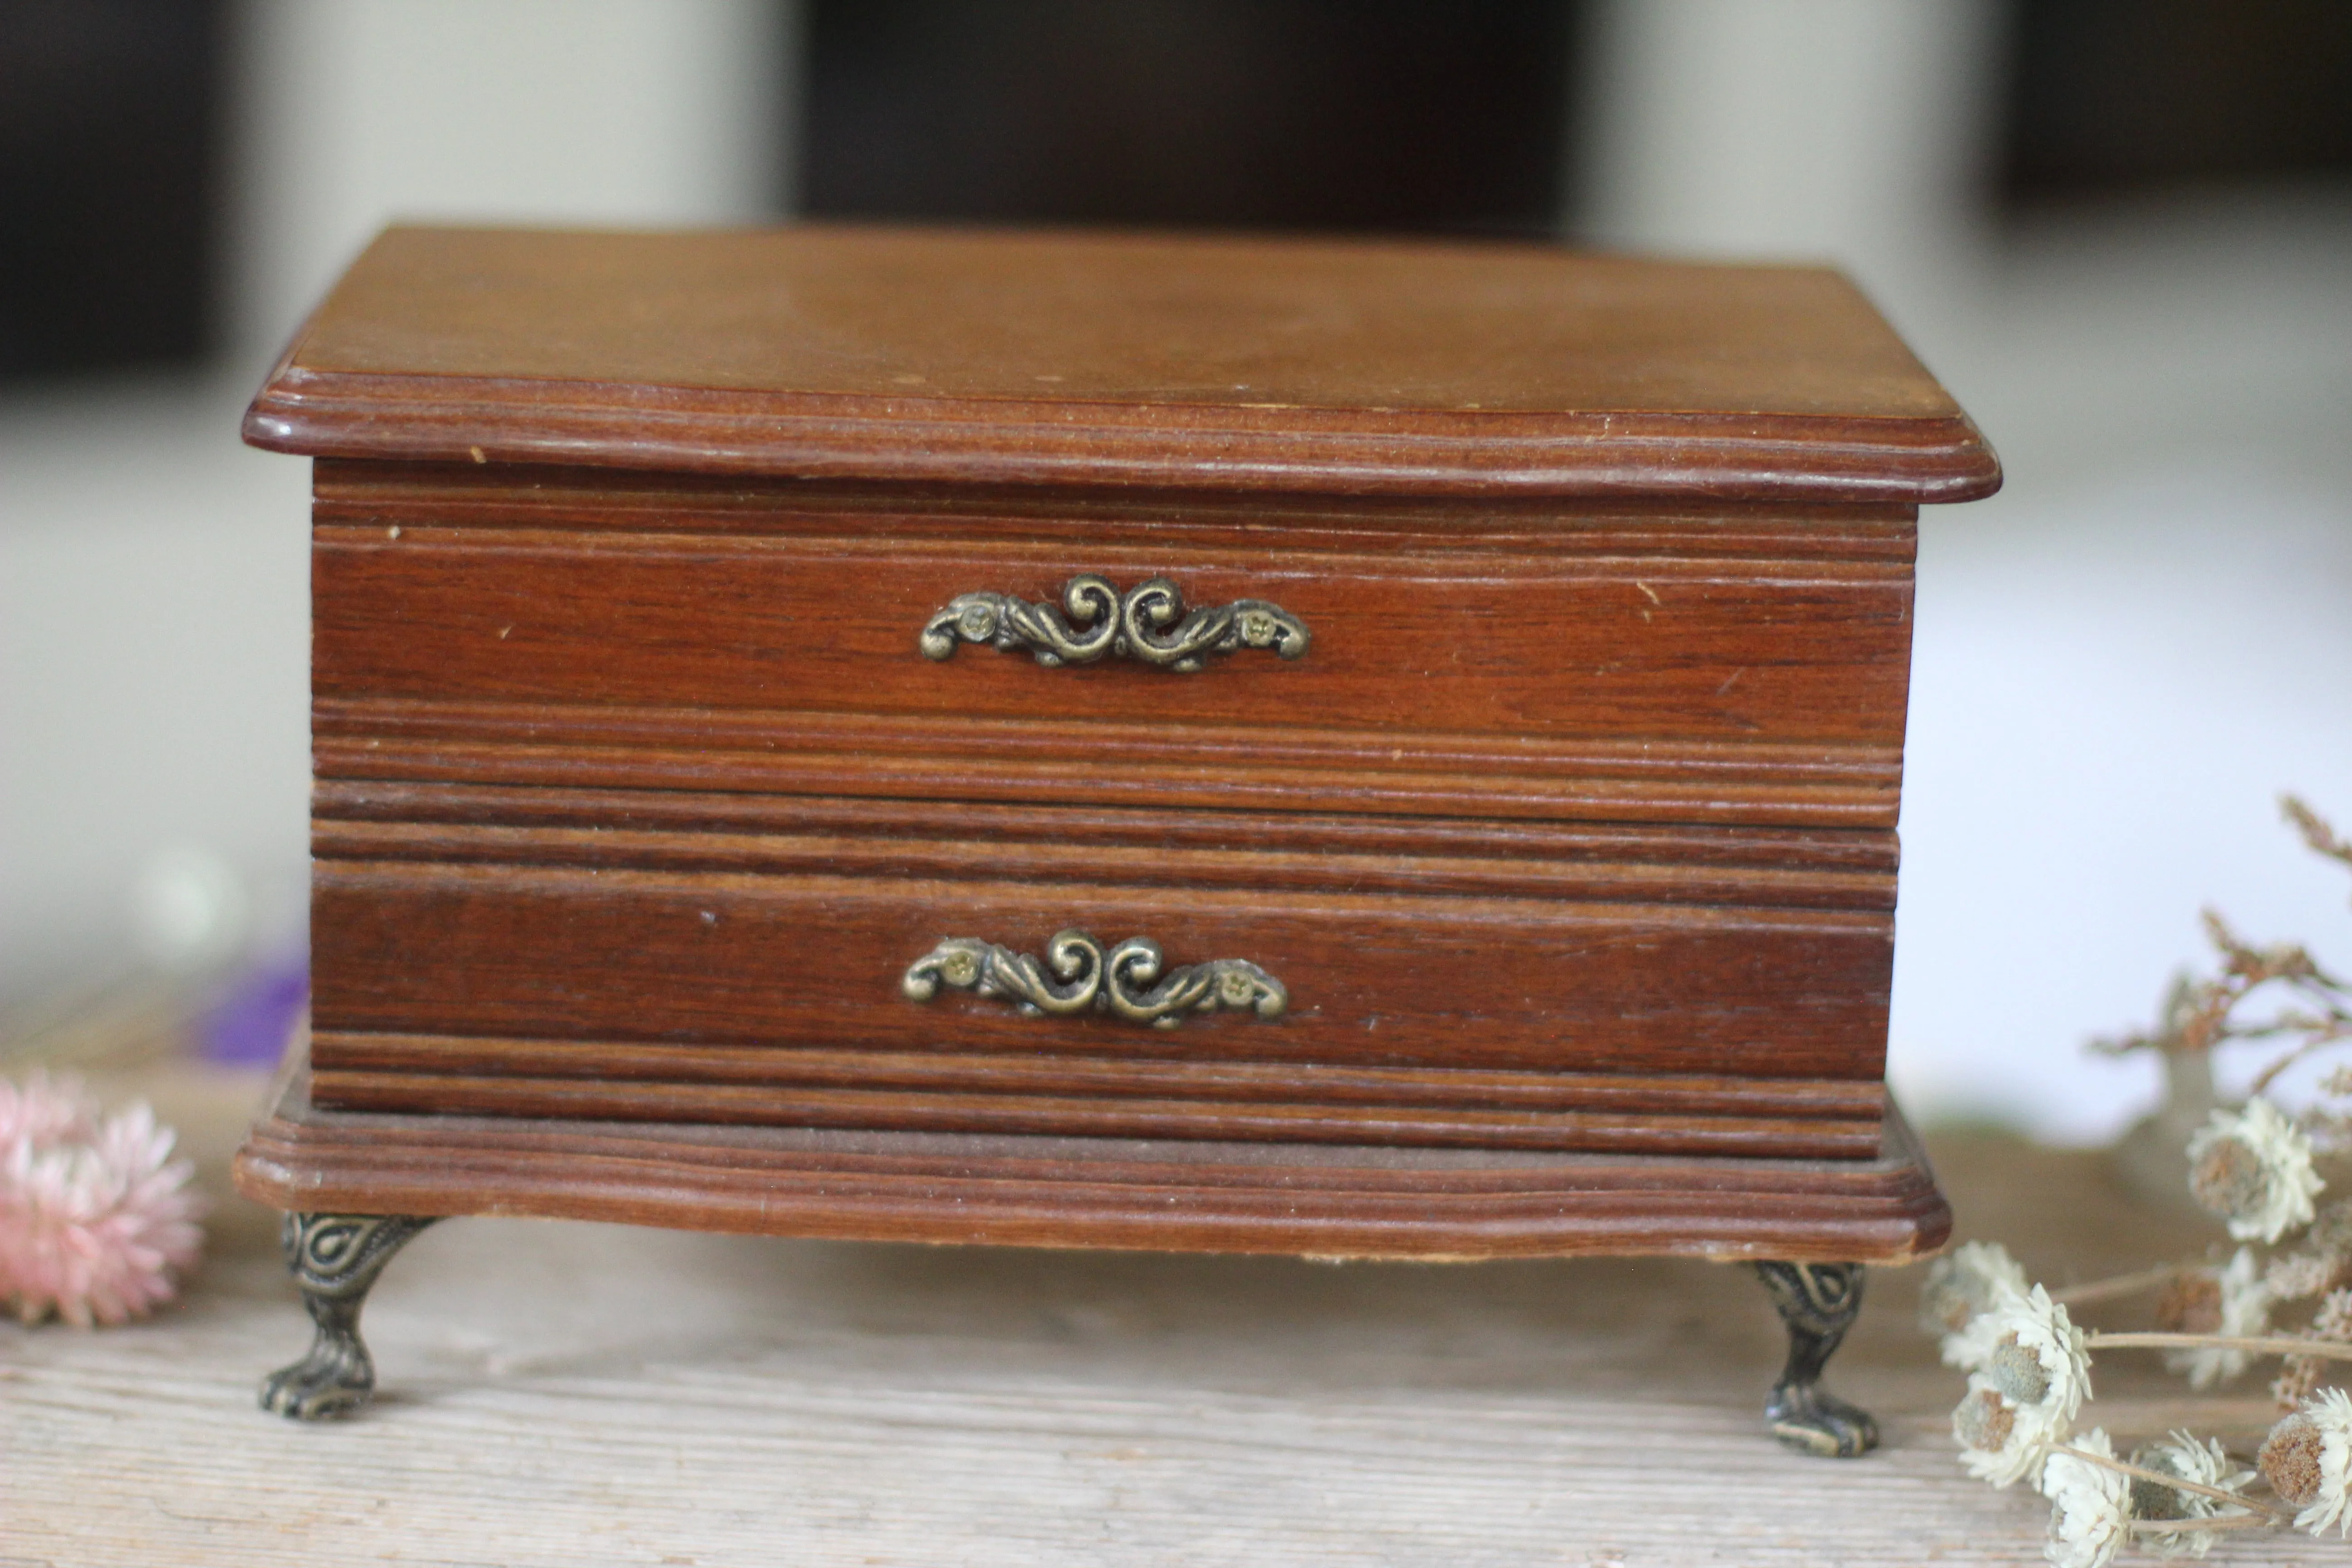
[246,225,1999,503]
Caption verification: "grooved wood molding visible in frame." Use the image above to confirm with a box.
[235,224,2000,1264]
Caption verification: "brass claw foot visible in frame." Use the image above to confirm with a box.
[1754,1260,1877,1458]
[260,1212,439,1420]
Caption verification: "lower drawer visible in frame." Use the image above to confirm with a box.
[309,846,1895,1159]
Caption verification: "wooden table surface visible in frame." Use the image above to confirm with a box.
[1,1065,2332,1566]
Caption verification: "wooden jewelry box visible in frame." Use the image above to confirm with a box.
[232,225,1998,1453]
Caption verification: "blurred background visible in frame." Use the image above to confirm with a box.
[1,0,2347,1143]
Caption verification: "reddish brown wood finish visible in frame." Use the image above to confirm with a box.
[311,783,1900,910]
[236,225,1995,1259]
[309,860,1890,1074]
[245,227,1999,504]
[307,461,1917,830]
[234,1057,1951,1264]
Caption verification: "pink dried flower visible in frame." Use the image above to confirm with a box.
[0,1070,98,1147]
[0,1084,206,1327]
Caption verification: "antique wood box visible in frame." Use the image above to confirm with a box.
[232,225,1998,1446]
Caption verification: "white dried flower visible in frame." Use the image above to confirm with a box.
[2041,1428,2132,1568]
[2158,1249,2272,1389]
[2262,1387,2352,1538]
[1922,1240,2032,1364]
[2128,1431,2254,1559]
[2188,1099,2323,1243]
[1954,1283,2092,1487]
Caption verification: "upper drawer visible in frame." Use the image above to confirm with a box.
[310,465,1916,828]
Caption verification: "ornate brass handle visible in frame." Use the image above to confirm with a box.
[919,574,1309,672]
[902,928,1287,1029]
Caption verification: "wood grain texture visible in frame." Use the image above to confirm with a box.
[12,1075,2329,1568]
[309,1040,1886,1160]
[312,782,1901,910]
[312,711,1905,829]
[307,858,1894,1080]
[233,226,1997,1254]
[309,527,1914,742]
[243,225,2000,502]
[235,1053,1950,1262]
[305,462,1918,830]
[307,777,1898,1156]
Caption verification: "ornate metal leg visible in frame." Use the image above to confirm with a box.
[1753,1261,1877,1458]
[260,1212,440,1420]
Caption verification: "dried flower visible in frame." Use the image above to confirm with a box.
[2041,1429,2132,1568]
[2310,1197,2352,1259]
[2153,1249,2271,1389]
[2276,1290,2352,1412]
[2262,1387,2352,1537]
[0,1094,205,1327]
[2268,1250,2342,1302]
[2187,1099,2323,1244]
[1921,1239,2031,1361]
[1954,1284,2092,1487]
[2127,1431,2254,1559]
[0,1071,97,1147]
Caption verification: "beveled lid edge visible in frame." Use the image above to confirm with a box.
[246,363,2001,503]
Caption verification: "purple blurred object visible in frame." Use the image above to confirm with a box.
[201,948,309,1067]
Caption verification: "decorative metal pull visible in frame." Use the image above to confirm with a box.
[902,927,1287,1029]
[920,574,1309,672]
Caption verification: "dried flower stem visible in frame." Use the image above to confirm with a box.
[2052,1264,2182,1307]
[2249,1022,2352,1095]
[2087,1330,2352,1362]
[2050,1445,2290,1522]
[2126,1515,2274,1535]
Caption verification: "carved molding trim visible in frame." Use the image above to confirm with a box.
[920,574,1309,671]
[903,927,1287,1029]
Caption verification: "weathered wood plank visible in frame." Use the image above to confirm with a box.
[0,1071,2329,1564]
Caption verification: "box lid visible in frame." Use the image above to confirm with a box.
[245,225,1999,503]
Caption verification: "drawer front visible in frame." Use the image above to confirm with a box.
[309,467,1916,829]
[314,531,1911,744]
[306,795,1895,1158]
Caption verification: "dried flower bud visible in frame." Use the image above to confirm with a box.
[2263,1412,2327,1508]
[1955,1386,2017,1453]
[2126,1474,2186,1521]
[2155,1272,2222,1336]
[2127,1431,2254,1560]
[2278,1357,2327,1415]
[2157,1250,2270,1390]
[1987,1333,2053,1405]
[2277,1288,2352,1411]
[2193,1137,2263,1212]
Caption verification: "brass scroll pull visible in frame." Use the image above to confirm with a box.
[919,574,1309,672]
[902,928,1287,1030]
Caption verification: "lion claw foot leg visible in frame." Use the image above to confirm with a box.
[1754,1260,1877,1458]
[260,1213,438,1421]
[260,1332,376,1419]
[1764,1378,1880,1458]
